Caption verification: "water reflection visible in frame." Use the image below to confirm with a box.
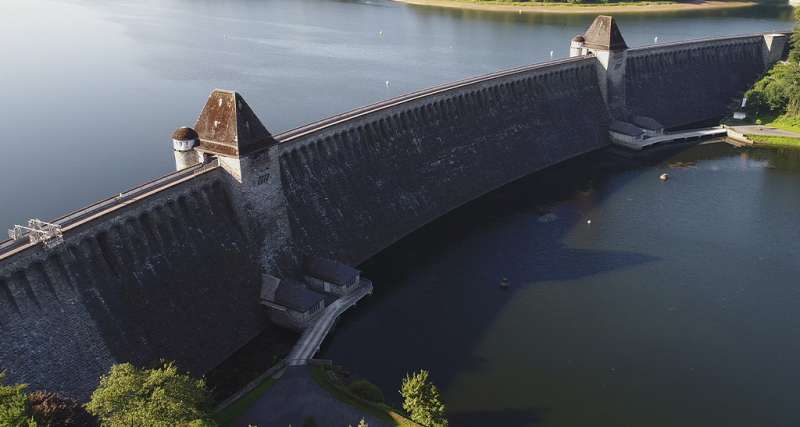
[323,142,800,426]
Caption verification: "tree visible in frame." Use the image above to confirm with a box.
[86,362,216,427]
[789,8,800,63]
[28,390,96,426]
[399,370,448,427]
[0,372,35,427]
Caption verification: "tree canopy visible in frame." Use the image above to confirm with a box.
[0,372,34,427]
[746,9,800,118]
[85,362,216,427]
[400,370,448,427]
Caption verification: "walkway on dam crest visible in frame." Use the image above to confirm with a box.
[287,282,373,366]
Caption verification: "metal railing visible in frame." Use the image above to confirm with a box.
[627,31,791,54]
[273,56,594,144]
[0,158,220,257]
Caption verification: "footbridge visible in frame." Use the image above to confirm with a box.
[0,16,790,399]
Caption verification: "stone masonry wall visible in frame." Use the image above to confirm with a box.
[625,36,767,129]
[274,57,610,265]
[0,169,266,400]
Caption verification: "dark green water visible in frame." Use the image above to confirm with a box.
[322,143,800,426]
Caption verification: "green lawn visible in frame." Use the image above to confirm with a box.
[745,134,800,147]
[731,113,800,134]
[309,365,422,427]
[214,376,277,426]
[768,116,800,134]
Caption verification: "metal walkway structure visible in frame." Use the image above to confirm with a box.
[286,282,373,366]
[0,159,219,260]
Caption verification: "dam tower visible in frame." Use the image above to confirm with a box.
[571,15,628,119]
[193,89,277,182]
[171,126,201,170]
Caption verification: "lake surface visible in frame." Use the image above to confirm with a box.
[3,1,799,425]
[322,142,800,426]
[0,0,794,229]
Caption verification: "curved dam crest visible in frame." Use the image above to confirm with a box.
[0,17,789,398]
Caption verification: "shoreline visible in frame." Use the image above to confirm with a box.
[393,0,757,14]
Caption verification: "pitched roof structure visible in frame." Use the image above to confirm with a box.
[260,274,281,302]
[275,279,325,312]
[194,89,276,157]
[631,116,664,131]
[609,120,644,137]
[583,15,628,51]
[304,256,360,286]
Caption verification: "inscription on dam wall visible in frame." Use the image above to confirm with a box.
[0,21,788,399]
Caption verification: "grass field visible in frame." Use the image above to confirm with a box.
[309,365,422,427]
[214,377,278,426]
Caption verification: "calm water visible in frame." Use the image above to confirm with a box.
[3,2,799,425]
[323,143,800,426]
[0,0,794,229]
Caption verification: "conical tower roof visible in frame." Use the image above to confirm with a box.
[583,15,628,51]
[194,89,275,157]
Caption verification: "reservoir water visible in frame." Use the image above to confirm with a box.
[3,1,799,425]
[0,0,794,229]
[323,143,800,426]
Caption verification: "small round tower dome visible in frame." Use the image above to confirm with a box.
[172,126,198,152]
[569,34,586,58]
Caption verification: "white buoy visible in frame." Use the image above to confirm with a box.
[587,219,592,225]
[660,173,669,181]
[385,80,390,87]
[378,30,383,37]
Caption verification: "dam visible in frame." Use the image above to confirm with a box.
[0,16,790,399]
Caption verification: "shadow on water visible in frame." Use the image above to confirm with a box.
[318,144,700,423]
[448,406,549,426]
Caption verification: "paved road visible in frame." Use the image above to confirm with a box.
[729,125,800,138]
[233,366,393,427]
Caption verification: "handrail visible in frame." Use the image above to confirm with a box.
[273,31,789,145]
[1,30,787,259]
[627,31,791,53]
[0,159,220,257]
[274,56,594,143]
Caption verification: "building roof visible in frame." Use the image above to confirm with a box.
[631,116,664,131]
[609,120,645,137]
[304,256,360,286]
[583,15,628,51]
[572,34,585,43]
[274,279,325,312]
[172,126,198,141]
[194,89,276,157]
[260,274,281,302]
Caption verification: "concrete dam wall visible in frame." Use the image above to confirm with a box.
[625,36,770,129]
[0,16,788,400]
[0,169,267,399]
[276,57,609,265]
